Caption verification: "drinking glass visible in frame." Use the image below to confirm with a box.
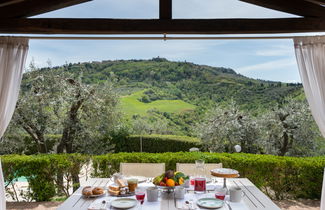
[135,187,146,209]
[195,159,205,177]
[215,187,227,200]
[127,179,138,192]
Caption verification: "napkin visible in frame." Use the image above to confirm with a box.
[176,194,250,210]
[88,197,111,210]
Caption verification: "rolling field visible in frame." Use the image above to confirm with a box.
[120,90,196,117]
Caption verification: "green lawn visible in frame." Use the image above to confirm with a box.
[120,90,196,117]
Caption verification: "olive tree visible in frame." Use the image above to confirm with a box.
[260,99,320,156]
[6,63,122,155]
[196,101,261,153]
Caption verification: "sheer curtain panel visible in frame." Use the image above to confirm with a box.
[0,37,29,210]
[294,36,325,210]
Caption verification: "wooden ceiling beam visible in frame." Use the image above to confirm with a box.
[0,0,24,7]
[0,18,324,34]
[160,0,172,20]
[0,0,92,18]
[303,0,325,5]
[240,0,325,18]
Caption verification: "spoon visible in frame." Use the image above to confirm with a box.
[100,200,106,210]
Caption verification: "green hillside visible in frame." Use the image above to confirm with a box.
[23,57,303,135]
[120,89,196,117]
[33,57,302,111]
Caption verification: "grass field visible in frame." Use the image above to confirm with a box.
[120,89,196,117]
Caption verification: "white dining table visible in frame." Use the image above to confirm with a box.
[57,178,280,210]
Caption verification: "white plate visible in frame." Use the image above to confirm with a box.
[125,176,147,183]
[211,168,239,175]
[197,198,224,209]
[111,198,137,209]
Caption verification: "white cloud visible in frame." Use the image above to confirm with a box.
[255,45,295,57]
[26,39,227,68]
[236,58,297,73]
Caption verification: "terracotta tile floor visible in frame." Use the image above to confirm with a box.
[7,202,62,210]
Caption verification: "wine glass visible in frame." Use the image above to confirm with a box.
[135,187,146,209]
[215,187,227,200]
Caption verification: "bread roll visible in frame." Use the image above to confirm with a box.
[82,186,93,196]
[92,187,104,195]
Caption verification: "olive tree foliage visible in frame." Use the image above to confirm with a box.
[4,62,122,154]
[196,101,261,153]
[131,110,171,135]
[259,98,321,156]
[196,99,322,156]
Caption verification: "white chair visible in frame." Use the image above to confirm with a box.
[176,163,222,178]
[120,163,165,177]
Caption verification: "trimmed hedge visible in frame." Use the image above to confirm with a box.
[1,154,90,201]
[3,134,202,154]
[112,135,202,153]
[92,152,325,200]
[1,152,325,201]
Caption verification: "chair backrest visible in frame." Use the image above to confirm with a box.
[176,163,223,178]
[120,163,165,177]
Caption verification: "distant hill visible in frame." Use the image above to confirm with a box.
[23,58,303,134]
[35,57,302,109]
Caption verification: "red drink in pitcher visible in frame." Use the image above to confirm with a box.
[194,178,206,193]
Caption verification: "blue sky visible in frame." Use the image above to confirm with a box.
[25,0,325,82]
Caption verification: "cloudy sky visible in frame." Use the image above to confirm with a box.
[25,0,324,82]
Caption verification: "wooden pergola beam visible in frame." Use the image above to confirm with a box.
[159,0,172,20]
[304,0,325,5]
[0,18,324,34]
[0,0,92,18]
[240,0,325,18]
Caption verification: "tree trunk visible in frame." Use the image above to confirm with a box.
[22,125,47,153]
[38,135,48,153]
[278,132,289,156]
[72,173,80,192]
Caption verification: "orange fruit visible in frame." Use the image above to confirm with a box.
[166,179,175,187]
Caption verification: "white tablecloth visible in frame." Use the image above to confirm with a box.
[88,182,249,210]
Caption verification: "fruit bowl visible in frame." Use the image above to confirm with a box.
[152,170,189,193]
[154,185,176,193]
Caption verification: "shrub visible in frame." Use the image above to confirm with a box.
[92,152,325,200]
[1,154,90,201]
[1,152,325,201]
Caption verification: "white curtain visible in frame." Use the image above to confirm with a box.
[0,37,29,210]
[294,36,325,210]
